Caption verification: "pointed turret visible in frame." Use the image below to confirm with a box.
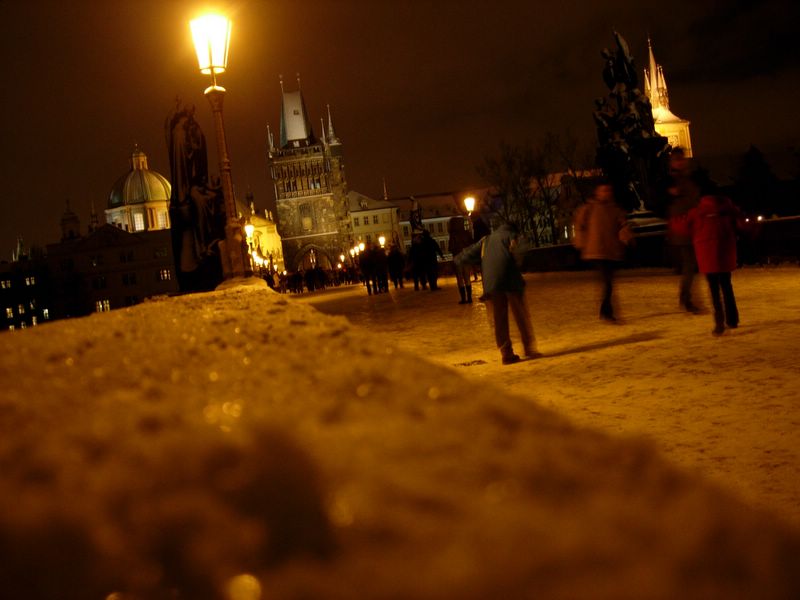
[60,199,81,241]
[89,199,99,233]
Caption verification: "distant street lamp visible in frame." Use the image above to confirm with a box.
[378,235,386,248]
[190,13,253,282]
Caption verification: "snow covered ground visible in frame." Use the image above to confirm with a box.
[1,267,799,599]
[306,266,800,527]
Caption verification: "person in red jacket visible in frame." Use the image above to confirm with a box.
[686,181,743,336]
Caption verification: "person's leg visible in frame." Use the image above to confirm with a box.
[455,266,467,303]
[706,273,724,334]
[679,244,698,311]
[597,260,614,319]
[490,292,516,363]
[719,272,739,328]
[508,291,539,357]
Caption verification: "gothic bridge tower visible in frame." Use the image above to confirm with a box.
[267,77,353,271]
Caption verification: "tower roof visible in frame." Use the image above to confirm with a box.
[280,88,316,148]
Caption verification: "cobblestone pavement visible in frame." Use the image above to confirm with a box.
[297,267,800,526]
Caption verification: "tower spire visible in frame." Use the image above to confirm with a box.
[326,103,340,145]
[644,38,669,111]
[320,117,327,145]
[382,177,388,201]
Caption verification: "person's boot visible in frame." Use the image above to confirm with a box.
[458,286,467,304]
[465,285,473,303]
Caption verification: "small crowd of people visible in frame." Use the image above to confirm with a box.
[571,147,745,338]
[454,147,748,364]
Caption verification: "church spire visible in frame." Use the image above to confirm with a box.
[644,38,669,112]
[326,104,341,145]
[382,177,388,201]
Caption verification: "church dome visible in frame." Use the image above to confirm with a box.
[108,147,171,209]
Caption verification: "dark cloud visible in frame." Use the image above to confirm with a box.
[1,0,798,251]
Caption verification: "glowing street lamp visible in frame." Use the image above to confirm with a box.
[190,13,253,282]
[378,235,386,248]
[464,196,476,215]
[359,242,365,252]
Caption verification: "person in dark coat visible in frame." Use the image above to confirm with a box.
[359,242,376,295]
[685,182,744,336]
[387,243,405,289]
[420,229,444,291]
[455,221,540,364]
[408,233,428,291]
[573,183,632,322]
[666,147,702,313]
[372,243,389,293]
[448,216,475,303]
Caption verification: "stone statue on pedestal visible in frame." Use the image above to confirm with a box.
[165,99,225,291]
[593,32,670,213]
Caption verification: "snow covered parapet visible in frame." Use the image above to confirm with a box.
[0,288,798,599]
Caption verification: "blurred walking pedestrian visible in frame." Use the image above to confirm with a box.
[666,147,702,313]
[573,183,633,322]
[685,178,745,336]
[448,216,474,303]
[455,219,540,365]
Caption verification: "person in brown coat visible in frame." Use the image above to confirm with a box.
[573,183,632,322]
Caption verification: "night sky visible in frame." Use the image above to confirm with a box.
[1,0,798,253]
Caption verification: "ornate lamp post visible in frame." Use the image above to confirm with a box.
[190,14,252,281]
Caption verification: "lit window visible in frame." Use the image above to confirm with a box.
[157,211,168,229]
[43,308,49,320]
[353,217,359,227]
[95,299,111,312]
[1,280,10,289]
[18,304,25,315]
[133,213,145,231]
[5,308,12,319]
[8,325,14,331]
[159,269,172,281]
[32,316,37,326]
[25,276,36,286]
[20,322,26,329]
